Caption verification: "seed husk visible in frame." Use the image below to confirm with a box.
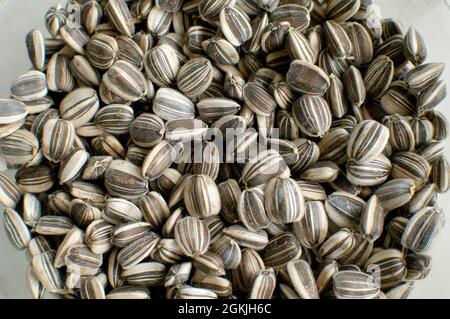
[144,44,180,88]
[347,154,391,187]
[333,270,380,299]
[70,55,101,87]
[59,23,90,55]
[32,251,63,293]
[271,4,310,31]
[10,70,48,102]
[347,120,390,163]
[86,33,119,70]
[42,119,75,163]
[243,81,277,117]
[365,249,407,289]
[231,248,265,293]
[404,27,427,66]
[147,6,173,37]
[177,57,214,98]
[238,187,270,232]
[391,151,431,187]
[265,177,305,224]
[364,55,394,98]
[287,260,319,299]
[223,224,269,251]
[174,216,210,258]
[300,161,340,183]
[103,60,147,102]
[405,63,445,94]
[418,80,447,112]
[293,95,332,138]
[117,233,160,270]
[26,29,45,71]
[319,228,355,260]
[104,160,148,200]
[401,207,442,254]
[220,6,253,46]
[286,60,330,95]
[375,178,416,212]
[15,165,54,194]
[105,0,135,37]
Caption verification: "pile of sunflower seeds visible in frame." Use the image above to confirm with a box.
[0,0,448,299]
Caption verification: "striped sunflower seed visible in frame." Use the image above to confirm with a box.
[319,228,355,260]
[343,65,366,108]
[347,154,391,187]
[333,270,380,299]
[324,20,353,59]
[293,201,328,248]
[26,29,45,71]
[142,140,177,180]
[318,128,350,165]
[326,0,360,22]
[407,183,437,214]
[69,199,102,228]
[129,114,164,148]
[286,27,315,64]
[217,179,241,224]
[383,115,415,152]
[70,55,100,87]
[404,62,445,95]
[238,187,270,232]
[10,70,48,102]
[59,87,99,128]
[365,249,407,289]
[211,236,242,270]
[22,193,41,228]
[177,57,213,98]
[65,243,103,274]
[46,53,75,93]
[117,233,160,270]
[174,216,210,258]
[36,215,75,236]
[203,37,239,65]
[391,151,431,187]
[287,260,319,299]
[81,0,103,35]
[240,150,290,188]
[92,133,126,158]
[32,251,63,293]
[262,232,302,268]
[375,178,416,212]
[183,174,221,218]
[243,81,277,117]
[0,129,39,167]
[3,208,31,250]
[404,27,427,66]
[265,177,305,224]
[42,119,75,163]
[223,224,269,251]
[105,160,149,200]
[122,262,167,287]
[94,104,134,135]
[401,207,442,254]
[105,0,135,37]
[220,6,253,46]
[286,60,330,95]
[144,44,180,88]
[300,161,340,183]
[325,191,365,229]
[58,149,89,185]
[231,248,265,293]
[345,21,373,67]
[347,120,389,163]
[103,60,147,102]
[15,165,54,194]
[116,35,144,69]
[364,55,394,98]
[359,195,384,242]
[192,251,225,276]
[418,80,447,113]
[380,81,417,116]
[136,192,170,230]
[147,6,173,37]
[293,95,332,138]
[326,74,349,118]
[86,33,119,69]
[59,23,90,55]
[45,4,67,38]
[85,219,114,255]
[430,156,450,193]
[80,276,106,300]
[103,197,143,225]
[249,268,276,299]
[271,4,310,31]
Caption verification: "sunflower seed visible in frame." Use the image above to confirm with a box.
[0,129,39,167]
[103,60,147,102]
[364,55,394,98]
[223,224,269,250]
[177,57,213,98]
[85,219,114,255]
[10,70,48,102]
[32,251,63,293]
[347,154,391,187]
[391,151,431,187]
[286,60,330,95]
[319,228,355,260]
[104,0,135,37]
[325,191,365,229]
[106,286,150,299]
[238,187,270,232]
[174,216,210,258]
[300,161,340,183]
[333,270,380,299]
[59,23,90,55]
[231,248,265,293]
[287,260,319,299]
[45,4,67,38]
[347,120,390,163]
[220,6,253,46]
[15,165,54,194]
[418,80,447,112]
[3,208,31,250]
[69,55,101,87]
[26,266,45,299]
[271,4,310,30]
[144,44,180,88]
[105,160,149,200]
[365,249,406,289]
[375,178,416,212]
[404,63,445,95]
[404,27,427,66]
[36,215,75,236]
[94,104,134,135]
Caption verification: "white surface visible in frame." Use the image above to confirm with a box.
[0,0,449,299]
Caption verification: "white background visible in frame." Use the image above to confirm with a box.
[0,0,449,298]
